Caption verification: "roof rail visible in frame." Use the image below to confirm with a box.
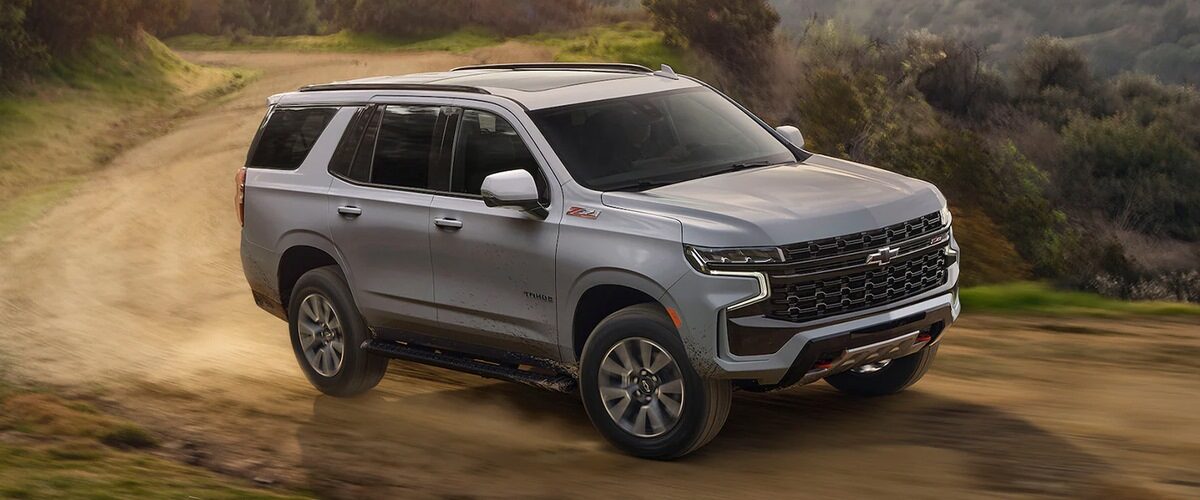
[297,83,490,94]
[450,62,654,73]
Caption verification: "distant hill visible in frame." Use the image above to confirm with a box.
[770,0,1200,84]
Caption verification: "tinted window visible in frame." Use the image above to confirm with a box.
[532,88,794,191]
[346,107,381,182]
[451,109,541,196]
[248,107,337,170]
[369,105,440,189]
[327,106,368,177]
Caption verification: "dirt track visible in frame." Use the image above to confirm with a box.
[1,50,1198,499]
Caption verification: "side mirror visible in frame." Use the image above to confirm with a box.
[775,125,805,149]
[480,169,547,218]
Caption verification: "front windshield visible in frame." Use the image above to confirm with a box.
[531,88,797,191]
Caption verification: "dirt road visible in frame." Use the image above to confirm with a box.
[1,50,1198,499]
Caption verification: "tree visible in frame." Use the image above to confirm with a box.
[0,0,46,83]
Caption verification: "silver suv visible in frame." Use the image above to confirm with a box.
[238,63,960,459]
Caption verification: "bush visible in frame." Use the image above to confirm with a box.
[100,424,158,449]
[643,0,778,86]
[1010,36,1098,126]
[1058,115,1200,240]
[902,32,1009,121]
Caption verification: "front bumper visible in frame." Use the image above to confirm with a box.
[713,290,957,386]
[665,251,959,387]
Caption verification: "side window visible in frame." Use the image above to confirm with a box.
[346,107,381,182]
[451,109,543,197]
[327,106,368,177]
[248,107,337,170]
[368,105,441,189]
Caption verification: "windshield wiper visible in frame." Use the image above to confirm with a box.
[717,160,773,173]
[607,179,678,192]
[606,161,777,192]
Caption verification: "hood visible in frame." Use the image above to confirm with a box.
[601,154,945,247]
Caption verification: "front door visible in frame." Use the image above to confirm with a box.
[428,107,562,359]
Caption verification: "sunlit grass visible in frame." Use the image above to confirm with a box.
[168,28,501,53]
[0,33,249,241]
[166,23,687,71]
[961,281,1200,316]
[520,23,687,70]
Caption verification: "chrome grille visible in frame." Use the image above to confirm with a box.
[782,212,943,261]
[762,211,951,323]
[767,249,948,322]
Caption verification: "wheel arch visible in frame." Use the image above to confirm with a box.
[563,269,679,363]
[276,232,350,315]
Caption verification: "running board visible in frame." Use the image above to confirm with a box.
[361,339,577,393]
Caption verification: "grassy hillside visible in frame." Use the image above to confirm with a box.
[0,33,250,240]
[961,282,1200,317]
[0,378,302,498]
[167,23,685,71]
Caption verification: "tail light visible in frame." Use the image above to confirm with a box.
[235,166,247,226]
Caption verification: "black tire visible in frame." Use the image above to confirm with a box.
[825,344,939,397]
[579,304,732,460]
[288,266,388,397]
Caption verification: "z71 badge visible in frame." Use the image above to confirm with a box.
[566,206,601,219]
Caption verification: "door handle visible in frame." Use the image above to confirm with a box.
[434,217,463,230]
[337,206,362,218]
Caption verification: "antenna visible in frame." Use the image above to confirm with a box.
[654,64,679,80]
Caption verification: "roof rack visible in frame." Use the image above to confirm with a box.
[297,83,490,94]
[449,62,654,73]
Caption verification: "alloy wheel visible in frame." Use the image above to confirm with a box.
[296,293,345,377]
[597,337,684,438]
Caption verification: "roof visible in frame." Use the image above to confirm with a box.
[288,63,702,110]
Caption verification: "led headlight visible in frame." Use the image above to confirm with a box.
[939,206,953,226]
[687,246,785,266]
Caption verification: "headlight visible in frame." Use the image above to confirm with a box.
[939,206,953,226]
[687,246,784,268]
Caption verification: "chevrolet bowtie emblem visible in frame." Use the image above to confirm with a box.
[865,246,900,266]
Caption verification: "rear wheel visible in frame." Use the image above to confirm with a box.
[288,266,388,397]
[825,344,938,396]
[580,304,731,459]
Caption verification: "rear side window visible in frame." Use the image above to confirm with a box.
[248,107,337,170]
[367,105,441,189]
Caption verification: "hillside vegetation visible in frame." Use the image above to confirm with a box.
[770,0,1200,84]
[0,33,248,239]
[0,377,302,498]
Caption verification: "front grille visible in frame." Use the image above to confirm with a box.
[761,211,951,323]
[782,212,943,261]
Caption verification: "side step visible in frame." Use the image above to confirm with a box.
[362,339,577,393]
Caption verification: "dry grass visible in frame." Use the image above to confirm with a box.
[0,33,251,242]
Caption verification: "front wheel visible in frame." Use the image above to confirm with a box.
[579,304,731,459]
[825,344,939,397]
[288,266,388,397]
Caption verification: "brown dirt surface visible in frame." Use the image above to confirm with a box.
[1,49,1198,499]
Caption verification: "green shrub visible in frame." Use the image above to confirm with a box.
[100,424,158,450]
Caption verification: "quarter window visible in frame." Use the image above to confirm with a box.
[248,107,337,170]
[327,106,368,177]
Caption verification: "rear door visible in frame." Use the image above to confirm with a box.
[328,102,453,331]
[427,104,563,359]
